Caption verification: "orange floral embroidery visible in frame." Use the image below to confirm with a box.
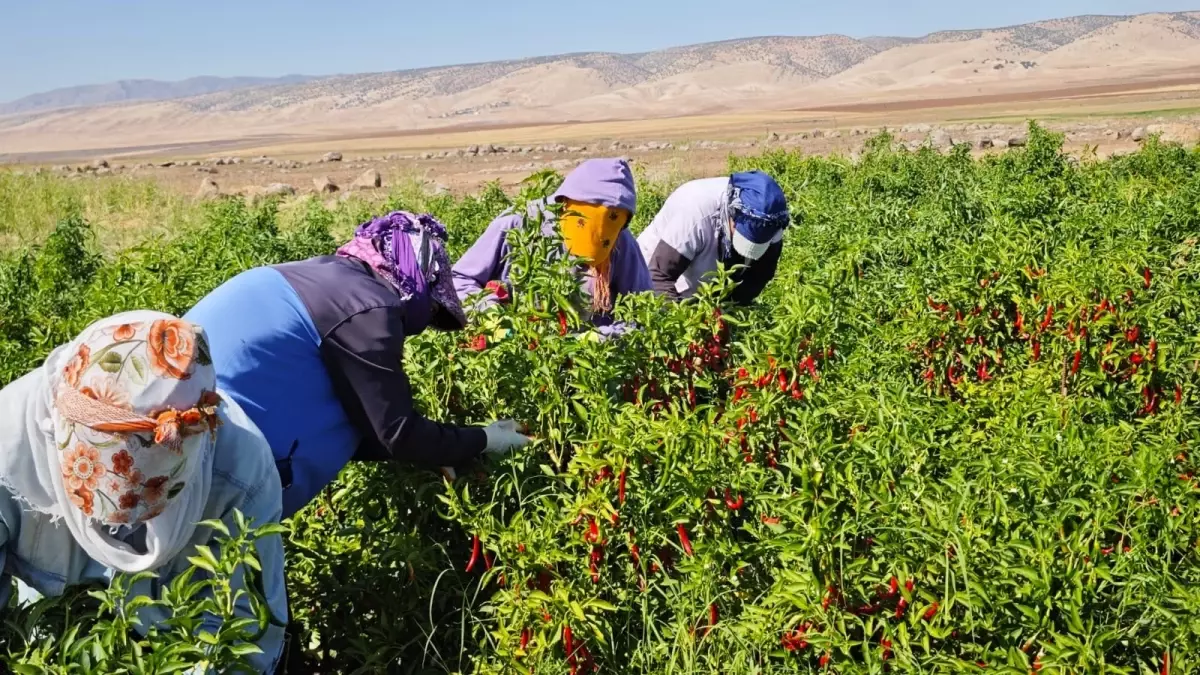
[107,510,131,524]
[147,319,195,380]
[80,379,129,409]
[111,449,134,476]
[144,476,169,503]
[118,491,140,510]
[69,486,95,516]
[113,323,139,341]
[62,443,106,492]
[62,344,91,388]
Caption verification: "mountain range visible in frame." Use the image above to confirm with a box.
[0,75,319,116]
[3,11,1199,155]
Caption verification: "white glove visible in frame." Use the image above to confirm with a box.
[483,420,531,454]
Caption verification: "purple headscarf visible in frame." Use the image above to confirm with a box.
[337,211,468,333]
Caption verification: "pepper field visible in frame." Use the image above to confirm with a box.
[2,125,1200,674]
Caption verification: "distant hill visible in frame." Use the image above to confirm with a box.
[0,75,321,115]
[3,11,1200,155]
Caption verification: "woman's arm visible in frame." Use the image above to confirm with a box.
[323,307,489,466]
[452,214,519,311]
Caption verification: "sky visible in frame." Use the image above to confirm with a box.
[1,0,1198,102]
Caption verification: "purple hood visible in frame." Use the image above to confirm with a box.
[551,158,637,215]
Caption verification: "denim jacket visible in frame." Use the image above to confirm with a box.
[0,374,287,674]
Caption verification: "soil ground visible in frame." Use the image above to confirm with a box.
[12,77,1200,197]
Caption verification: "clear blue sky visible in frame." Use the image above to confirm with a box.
[1,0,1197,102]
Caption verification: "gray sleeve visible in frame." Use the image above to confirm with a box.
[321,307,487,466]
[647,240,693,301]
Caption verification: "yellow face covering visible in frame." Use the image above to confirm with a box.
[559,200,631,267]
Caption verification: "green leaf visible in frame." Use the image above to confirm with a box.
[129,355,147,383]
[98,350,123,374]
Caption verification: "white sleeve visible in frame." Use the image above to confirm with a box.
[653,183,718,262]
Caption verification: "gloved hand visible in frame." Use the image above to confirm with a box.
[483,420,531,454]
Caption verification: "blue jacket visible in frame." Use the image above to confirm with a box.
[185,256,486,519]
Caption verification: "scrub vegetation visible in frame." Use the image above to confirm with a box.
[2,124,1200,674]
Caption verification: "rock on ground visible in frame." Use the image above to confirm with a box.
[929,129,953,148]
[322,152,343,163]
[313,176,339,193]
[249,183,296,198]
[1131,127,1148,142]
[352,169,382,191]
[195,178,221,199]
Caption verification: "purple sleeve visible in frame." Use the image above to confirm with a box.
[590,228,651,336]
[452,214,519,310]
[610,228,653,296]
[323,307,487,466]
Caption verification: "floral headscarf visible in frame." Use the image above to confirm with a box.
[39,311,219,572]
[337,211,468,333]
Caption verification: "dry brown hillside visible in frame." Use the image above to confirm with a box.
[2,11,1199,156]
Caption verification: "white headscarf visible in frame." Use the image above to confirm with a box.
[0,310,217,573]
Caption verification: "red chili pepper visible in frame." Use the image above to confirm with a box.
[748,408,759,424]
[520,627,531,651]
[1162,650,1170,675]
[589,546,602,583]
[1032,340,1041,361]
[677,523,694,557]
[724,488,744,510]
[1176,384,1183,405]
[617,470,627,504]
[484,280,510,303]
[905,578,915,593]
[922,601,939,621]
[593,466,613,485]
[1144,266,1152,289]
[563,625,574,663]
[977,360,992,382]
[557,311,569,336]
[468,334,487,352]
[1071,350,1082,375]
[1126,325,1140,344]
[707,603,719,635]
[465,534,481,572]
[585,518,600,544]
[819,653,831,668]
[1039,305,1055,332]
[895,597,908,618]
[484,552,494,571]
[761,515,781,526]
[1142,386,1159,415]
[1015,310,1025,333]
[889,576,899,596]
[1148,339,1157,361]
[629,541,640,566]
